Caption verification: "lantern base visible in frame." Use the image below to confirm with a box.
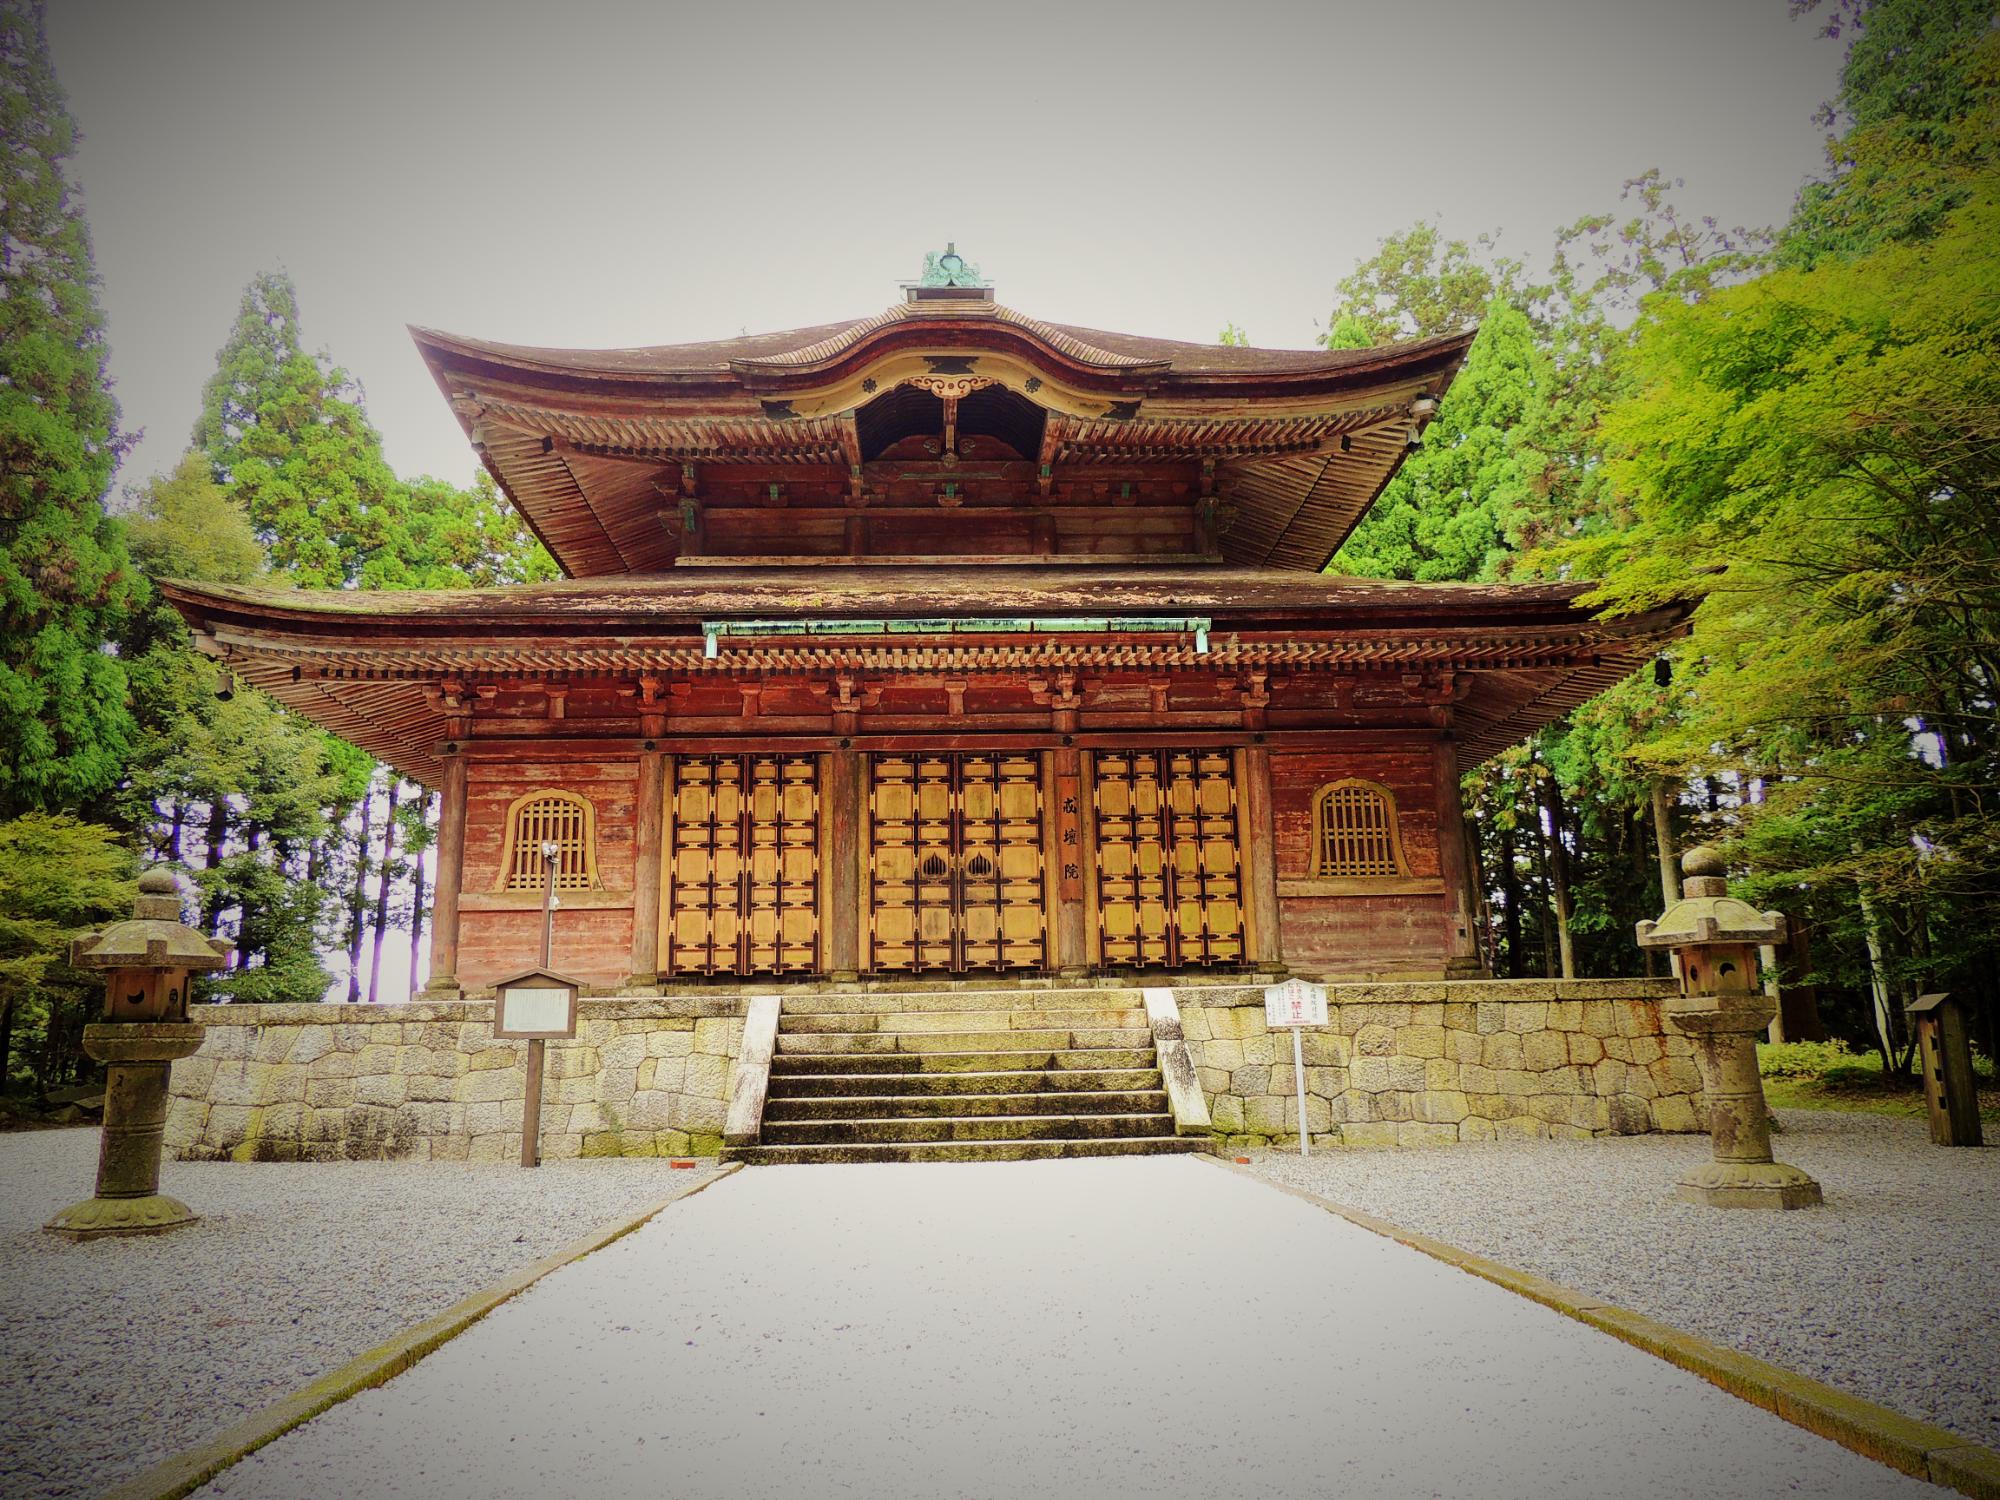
[1674,1159,1823,1211]
[45,1193,199,1239]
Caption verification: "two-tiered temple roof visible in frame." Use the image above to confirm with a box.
[165,273,1684,784]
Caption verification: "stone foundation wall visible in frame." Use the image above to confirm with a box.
[165,978,1698,1161]
[1173,978,1701,1149]
[166,998,743,1162]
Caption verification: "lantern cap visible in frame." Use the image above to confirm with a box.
[71,865,233,973]
[1635,844,1786,949]
[1682,844,1726,878]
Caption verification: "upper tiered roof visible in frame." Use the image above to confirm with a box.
[413,271,1472,577]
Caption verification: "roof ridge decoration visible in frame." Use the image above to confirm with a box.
[913,244,987,289]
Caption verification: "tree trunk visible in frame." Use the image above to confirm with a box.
[202,798,231,929]
[1498,822,1524,978]
[1650,779,1681,908]
[0,993,15,1092]
[345,786,376,1005]
[1530,804,1557,978]
[1463,812,1492,975]
[166,799,185,863]
[1857,884,1898,1070]
[407,792,432,1001]
[1538,773,1577,979]
[366,782,401,1005]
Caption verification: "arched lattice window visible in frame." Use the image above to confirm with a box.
[494,790,601,891]
[1311,779,1409,878]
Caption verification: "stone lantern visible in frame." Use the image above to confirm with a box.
[46,867,232,1239]
[1636,845,1822,1210]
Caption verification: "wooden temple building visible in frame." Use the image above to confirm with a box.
[164,259,1684,1000]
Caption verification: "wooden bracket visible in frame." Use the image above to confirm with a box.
[1239,670,1271,730]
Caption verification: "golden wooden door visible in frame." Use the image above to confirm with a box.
[868,752,1046,973]
[1093,749,1243,968]
[664,755,819,975]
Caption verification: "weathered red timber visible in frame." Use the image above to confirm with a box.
[166,264,1688,994]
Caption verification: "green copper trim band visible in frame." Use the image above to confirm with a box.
[701,615,1212,658]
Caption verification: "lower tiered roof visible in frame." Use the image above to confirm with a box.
[163,564,1687,784]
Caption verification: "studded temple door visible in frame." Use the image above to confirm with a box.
[663,755,819,976]
[1092,749,1244,968]
[868,753,1047,974]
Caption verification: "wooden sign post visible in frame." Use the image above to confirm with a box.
[494,970,580,1167]
[1264,977,1329,1158]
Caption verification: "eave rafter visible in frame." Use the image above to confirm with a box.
[480,397,850,465]
[1045,403,1410,465]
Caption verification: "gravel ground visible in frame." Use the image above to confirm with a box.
[1248,1108,2000,1451]
[0,1130,716,1500]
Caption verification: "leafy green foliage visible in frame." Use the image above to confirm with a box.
[114,452,351,1006]
[1782,3,1999,268]
[123,452,264,588]
[0,813,134,1089]
[368,471,558,588]
[0,0,138,817]
[1319,220,1534,344]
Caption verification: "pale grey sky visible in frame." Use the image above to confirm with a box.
[49,0,1846,497]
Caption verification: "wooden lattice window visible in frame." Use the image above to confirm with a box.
[1311,779,1408,878]
[494,790,601,892]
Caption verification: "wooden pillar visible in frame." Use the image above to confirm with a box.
[1238,746,1283,972]
[823,749,863,980]
[427,753,468,995]
[628,749,665,986]
[1048,748,1088,975]
[1434,738,1482,975]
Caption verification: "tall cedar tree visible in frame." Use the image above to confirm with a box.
[194,272,403,587]
[0,0,137,816]
[1328,299,1543,584]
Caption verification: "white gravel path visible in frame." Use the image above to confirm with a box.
[1248,1108,2000,1451]
[198,1158,1931,1500]
[0,1129,715,1500]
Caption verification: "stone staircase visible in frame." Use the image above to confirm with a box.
[721,988,1210,1164]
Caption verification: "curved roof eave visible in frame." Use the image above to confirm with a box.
[410,309,1477,398]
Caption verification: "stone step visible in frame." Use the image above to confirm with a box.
[722,1136,1211,1166]
[768,1067,1165,1098]
[768,1048,1160,1076]
[774,988,1147,1016]
[778,1008,1148,1035]
[775,1028,1153,1056]
[765,1089,1170,1121]
[762,1113,1178,1146]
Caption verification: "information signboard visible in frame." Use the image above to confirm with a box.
[495,983,579,1040]
[1264,978,1328,1158]
[492,968,582,1169]
[1263,977,1329,1030]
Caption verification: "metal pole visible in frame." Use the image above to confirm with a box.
[523,840,560,1169]
[1293,1025,1309,1158]
[540,841,558,968]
